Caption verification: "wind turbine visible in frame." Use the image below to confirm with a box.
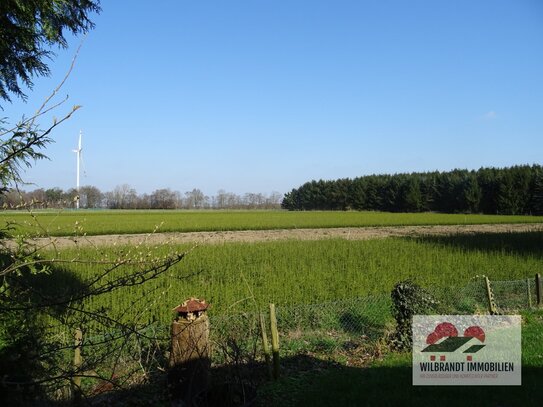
[73,131,82,209]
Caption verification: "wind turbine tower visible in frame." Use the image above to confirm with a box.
[73,131,82,209]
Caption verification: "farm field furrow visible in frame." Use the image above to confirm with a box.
[19,222,543,248]
[1,210,543,237]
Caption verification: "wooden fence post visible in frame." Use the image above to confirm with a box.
[169,298,211,403]
[484,277,498,315]
[259,313,273,380]
[527,278,532,308]
[72,328,83,403]
[536,273,542,307]
[269,303,280,380]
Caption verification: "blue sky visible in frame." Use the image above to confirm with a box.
[3,0,543,195]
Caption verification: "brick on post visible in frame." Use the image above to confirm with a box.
[168,298,211,403]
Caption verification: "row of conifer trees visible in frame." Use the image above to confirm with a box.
[281,164,543,215]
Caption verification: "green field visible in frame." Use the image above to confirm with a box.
[26,231,543,404]
[34,231,543,329]
[1,209,543,236]
[6,217,543,405]
[260,309,543,407]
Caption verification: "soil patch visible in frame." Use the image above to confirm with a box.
[23,223,543,249]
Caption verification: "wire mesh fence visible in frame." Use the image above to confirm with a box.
[75,276,541,362]
[33,275,541,400]
[426,280,489,314]
[197,275,541,366]
[425,277,541,315]
[491,278,538,311]
[273,296,392,357]
[206,276,541,363]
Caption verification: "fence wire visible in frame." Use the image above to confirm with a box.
[204,277,540,363]
[491,278,538,311]
[33,276,541,400]
[62,277,540,363]
[426,280,489,314]
[274,296,392,356]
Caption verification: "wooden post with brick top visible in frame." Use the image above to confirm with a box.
[168,298,211,403]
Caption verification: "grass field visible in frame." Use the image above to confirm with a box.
[34,231,543,329]
[7,216,542,405]
[259,310,543,407]
[1,209,543,236]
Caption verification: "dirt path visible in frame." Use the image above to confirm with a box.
[26,223,543,249]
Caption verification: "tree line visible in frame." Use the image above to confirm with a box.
[1,185,283,210]
[281,164,543,215]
